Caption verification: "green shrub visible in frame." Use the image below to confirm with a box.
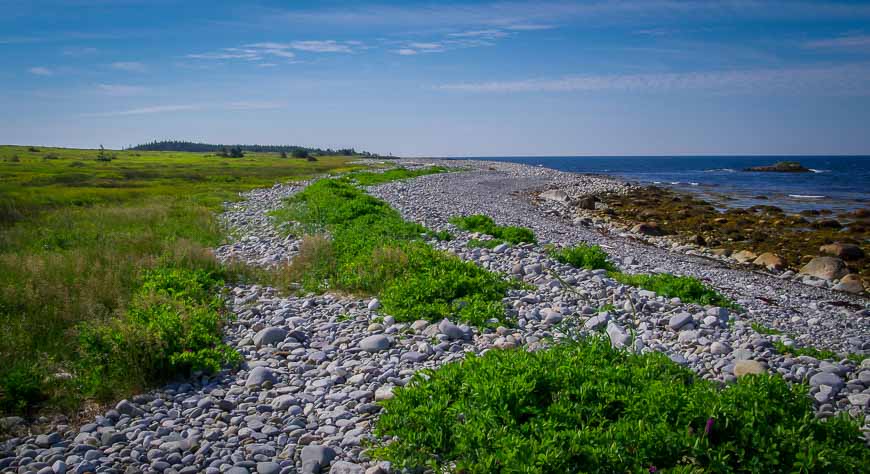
[342,166,447,186]
[610,272,738,309]
[0,362,48,413]
[426,229,453,241]
[548,243,616,271]
[271,179,514,324]
[75,267,240,400]
[373,339,870,473]
[449,214,536,244]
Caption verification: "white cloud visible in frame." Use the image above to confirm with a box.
[504,24,555,31]
[111,61,147,72]
[224,101,284,110]
[447,29,508,39]
[437,66,870,95]
[289,40,353,53]
[96,84,148,96]
[82,105,200,117]
[28,66,53,76]
[806,34,870,50]
[408,42,444,51]
[394,48,418,55]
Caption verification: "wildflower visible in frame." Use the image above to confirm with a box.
[705,417,715,436]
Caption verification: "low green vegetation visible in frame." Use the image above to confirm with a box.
[340,166,448,186]
[751,322,784,335]
[0,145,358,415]
[547,243,616,271]
[467,238,505,249]
[449,214,536,245]
[271,179,515,325]
[610,272,739,309]
[373,338,869,473]
[772,341,865,364]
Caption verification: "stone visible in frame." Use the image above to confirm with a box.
[732,250,758,264]
[819,242,864,260]
[668,313,693,331]
[809,372,844,390]
[329,461,365,474]
[606,321,631,349]
[710,341,731,355]
[847,393,870,407]
[833,274,865,294]
[438,319,465,340]
[539,189,570,203]
[358,335,392,353]
[543,311,563,325]
[577,196,597,210]
[35,432,61,448]
[115,399,144,417]
[631,222,664,236]
[52,461,67,474]
[374,385,394,401]
[253,327,288,348]
[271,394,297,411]
[799,256,848,281]
[245,366,277,387]
[256,462,281,474]
[733,360,766,377]
[584,314,610,331]
[367,298,381,311]
[300,445,336,474]
[752,252,785,270]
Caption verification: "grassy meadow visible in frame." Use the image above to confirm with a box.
[0,145,362,416]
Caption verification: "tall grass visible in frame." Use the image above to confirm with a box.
[0,145,359,415]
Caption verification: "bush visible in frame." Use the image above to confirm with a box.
[610,272,738,309]
[342,166,448,186]
[450,214,536,245]
[548,243,615,271]
[76,267,240,400]
[271,179,514,324]
[373,339,870,473]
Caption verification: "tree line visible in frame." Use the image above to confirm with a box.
[127,140,383,157]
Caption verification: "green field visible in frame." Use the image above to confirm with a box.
[0,145,362,415]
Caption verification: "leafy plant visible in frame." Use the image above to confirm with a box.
[373,339,870,473]
[342,166,448,186]
[450,214,536,244]
[610,272,738,309]
[548,243,616,271]
[271,179,514,324]
[467,238,505,249]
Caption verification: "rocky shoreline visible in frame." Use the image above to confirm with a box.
[2,159,869,474]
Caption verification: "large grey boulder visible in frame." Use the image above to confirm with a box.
[253,327,288,348]
[301,445,336,474]
[359,334,392,353]
[245,366,277,387]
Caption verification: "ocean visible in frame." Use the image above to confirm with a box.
[461,156,870,214]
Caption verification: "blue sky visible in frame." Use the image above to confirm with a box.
[2,0,870,156]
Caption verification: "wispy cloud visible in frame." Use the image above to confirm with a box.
[224,101,285,110]
[28,67,53,76]
[806,34,870,51]
[96,84,148,96]
[62,46,98,56]
[447,29,508,39]
[111,61,147,72]
[82,105,200,117]
[394,48,418,56]
[437,65,870,95]
[188,40,361,64]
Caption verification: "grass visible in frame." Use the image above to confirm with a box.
[449,214,536,245]
[547,243,616,271]
[610,272,739,309]
[270,178,516,326]
[0,145,359,415]
[340,165,448,186]
[772,341,866,364]
[372,338,870,473]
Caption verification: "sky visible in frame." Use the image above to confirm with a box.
[2,0,870,156]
